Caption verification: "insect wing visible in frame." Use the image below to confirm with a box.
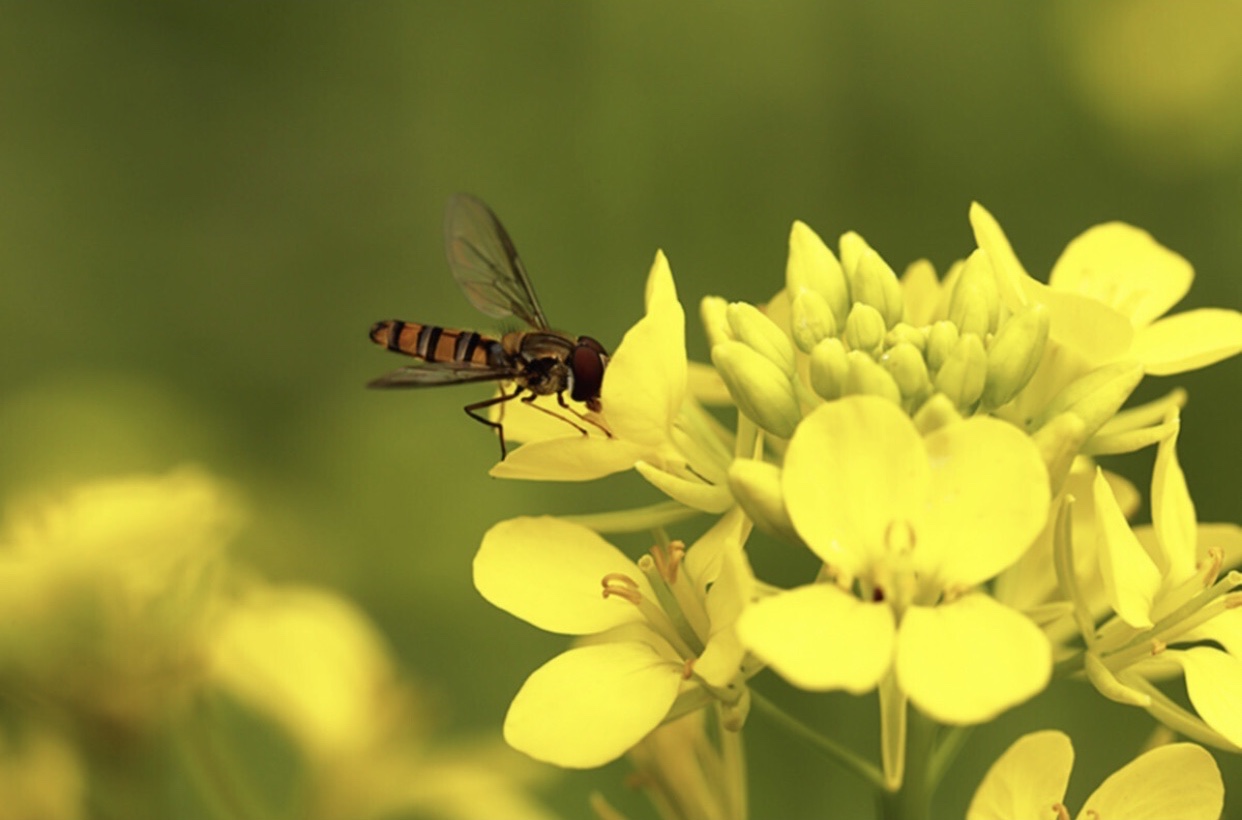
[443,193,549,329]
[368,361,513,389]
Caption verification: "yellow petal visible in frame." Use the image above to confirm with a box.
[490,437,646,481]
[896,594,1050,724]
[919,417,1049,586]
[969,203,1133,363]
[1049,222,1193,328]
[1079,742,1223,820]
[737,585,894,693]
[644,249,679,313]
[966,730,1072,820]
[783,396,928,573]
[1133,308,1242,375]
[1093,467,1161,628]
[504,643,683,768]
[1173,647,1242,747]
[635,461,734,513]
[1151,414,1198,584]
[474,517,649,635]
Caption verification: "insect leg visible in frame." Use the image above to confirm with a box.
[555,392,614,439]
[464,388,523,459]
[520,393,591,437]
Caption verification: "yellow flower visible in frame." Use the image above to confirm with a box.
[474,511,755,768]
[0,468,236,728]
[1068,410,1242,749]
[490,252,733,513]
[967,730,1222,820]
[0,728,85,820]
[210,583,557,820]
[738,396,1052,724]
[970,201,1242,376]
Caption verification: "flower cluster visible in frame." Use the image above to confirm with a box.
[474,203,1242,816]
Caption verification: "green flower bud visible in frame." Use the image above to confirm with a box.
[809,338,849,401]
[726,301,796,377]
[846,350,902,405]
[701,295,731,348]
[880,341,932,408]
[1038,361,1144,440]
[844,303,887,356]
[885,322,927,354]
[787,221,850,328]
[982,303,1051,410]
[946,248,1000,337]
[932,333,987,411]
[912,392,963,435]
[728,459,801,544]
[853,249,905,328]
[712,341,801,438]
[789,289,838,354]
[925,320,960,373]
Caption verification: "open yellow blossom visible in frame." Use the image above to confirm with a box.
[474,511,755,768]
[0,468,236,728]
[490,252,733,513]
[738,396,1052,724]
[967,730,1223,820]
[1070,410,1242,749]
[970,201,1242,376]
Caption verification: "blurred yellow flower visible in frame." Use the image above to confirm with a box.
[210,582,558,820]
[0,728,85,820]
[967,730,1222,820]
[0,468,237,728]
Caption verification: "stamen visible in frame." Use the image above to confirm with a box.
[648,540,686,584]
[1150,638,1167,656]
[1200,547,1224,588]
[682,658,696,680]
[601,573,643,605]
[1052,803,1070,820]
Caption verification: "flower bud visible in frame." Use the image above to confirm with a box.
[925,320,959,373]
[844,303,887,356]
[787,221,850,328]
[789,289,838,354]
[946,248,1000,337]
[853,248,905,328]
[727,301,796,377]
[881,342,932,408]
[982,303,1050,410]
[846,350,902,405]
[809,338,849,401]
[712,341,801,438]
[885,322,926,354]
[728,459,800,544]
[933,333,987,411]
[1038,361,1144,440]
[912,392,962,434]
[700,296,731,349]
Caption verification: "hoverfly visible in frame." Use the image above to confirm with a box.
[368,194,611,458]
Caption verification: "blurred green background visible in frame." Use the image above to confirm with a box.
[2,2,1240,817]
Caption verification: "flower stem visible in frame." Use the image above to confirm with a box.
[876,708,936,820]
[749,690,885,789]
[562,501,701,533]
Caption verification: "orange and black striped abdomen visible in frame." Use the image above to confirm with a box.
[369,320,500,367]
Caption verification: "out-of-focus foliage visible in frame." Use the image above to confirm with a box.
[0,2,1238,818]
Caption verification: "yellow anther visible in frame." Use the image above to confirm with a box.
[601,573,643,604]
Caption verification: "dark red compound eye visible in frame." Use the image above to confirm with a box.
[570,336,608,404]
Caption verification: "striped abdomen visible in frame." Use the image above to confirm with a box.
[369,320,501,367]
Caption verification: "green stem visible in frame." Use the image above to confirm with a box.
[749,690,885,790]
[876,708,936,820]
[178,694,275,820]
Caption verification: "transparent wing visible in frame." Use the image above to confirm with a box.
[444,193,549,329]
[367,362,513,389]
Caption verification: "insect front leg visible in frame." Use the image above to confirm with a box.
[555,392,613,439]
[520,392,591,438]
[464,388,523,459]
